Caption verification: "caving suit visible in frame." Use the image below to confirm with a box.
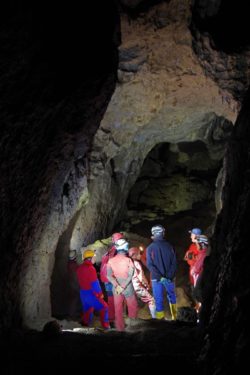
[190,247,207,305]
[147,237,177,320]
[184,243,200,285]
[100,245,116,323]
[76,260,109,329]
[132,259,156,318]
[107,252,138,331]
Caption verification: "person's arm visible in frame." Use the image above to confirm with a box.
[167,247,177,280]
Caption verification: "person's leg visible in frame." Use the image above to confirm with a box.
[126,293,138,319]
[92,295,110,329]
[152,280,164,319]
[79,290,94,326]
[164,280,177,320]
[193,275,202,316]
[113,294,125,331]
[104,282,115,323]
[136,286,156,318]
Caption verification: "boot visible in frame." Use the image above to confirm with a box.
[169,303,177,320]
[156,311,165,320]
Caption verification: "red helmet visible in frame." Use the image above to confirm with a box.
[111,232,124,244]
[128,247,140,258]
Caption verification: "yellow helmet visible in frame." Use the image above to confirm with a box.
[83,249,95,259]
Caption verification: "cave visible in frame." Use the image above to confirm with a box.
[124,139,224,228]
[50,136,226,321]
[1,0,250,374]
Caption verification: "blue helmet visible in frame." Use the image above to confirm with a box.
[189,228,202,235]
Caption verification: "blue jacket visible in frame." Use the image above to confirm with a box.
[146,238,177,281]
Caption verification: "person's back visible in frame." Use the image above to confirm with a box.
[146,225,177,320]
[107,239,138,331]
[100,233,123,326]
[108,252,135,297]
[129,247,156,318]
[76,249,109,329]
[147,238,176,281]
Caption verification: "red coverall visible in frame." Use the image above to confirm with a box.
[100,246,116,322]
[107,253,138,331]
[184,243,199,285]
[76,260,109,329]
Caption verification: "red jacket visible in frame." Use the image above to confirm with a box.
[107,253,135,297]
[184,243,199,267]
[190,248,207,286]
[76,260,101,294]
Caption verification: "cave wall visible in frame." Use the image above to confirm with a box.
[0,1,119,331]
[1,0,250,339]
[191,0,250,102]
[199,90,250,374]
[70,0,236,251]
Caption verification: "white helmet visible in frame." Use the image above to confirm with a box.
[115,238,129,252]
[151,225,165,236]
[197,235,208,245]
[68,250,76,260]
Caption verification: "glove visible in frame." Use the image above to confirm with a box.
[115,285,124,295]
[160,277,172,284]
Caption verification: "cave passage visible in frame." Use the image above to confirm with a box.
[51,140,222,322]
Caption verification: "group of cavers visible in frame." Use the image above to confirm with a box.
[68,225,209,331]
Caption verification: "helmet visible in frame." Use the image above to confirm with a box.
[189,228,202,235]
[128,247,140,258]
[111,232,124,243]
[197,235,208,245]
[83,249,95,259]
[115,238,129,252]
[68,250,76,260]
[151,225,165,236]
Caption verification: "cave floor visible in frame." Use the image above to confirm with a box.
[2,318,202,374]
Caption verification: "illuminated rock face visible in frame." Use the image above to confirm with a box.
[0,1,250,351]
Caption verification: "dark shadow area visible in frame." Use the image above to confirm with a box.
[2,319,202,373]
[51,213,82,320]
[192,0,250,52]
